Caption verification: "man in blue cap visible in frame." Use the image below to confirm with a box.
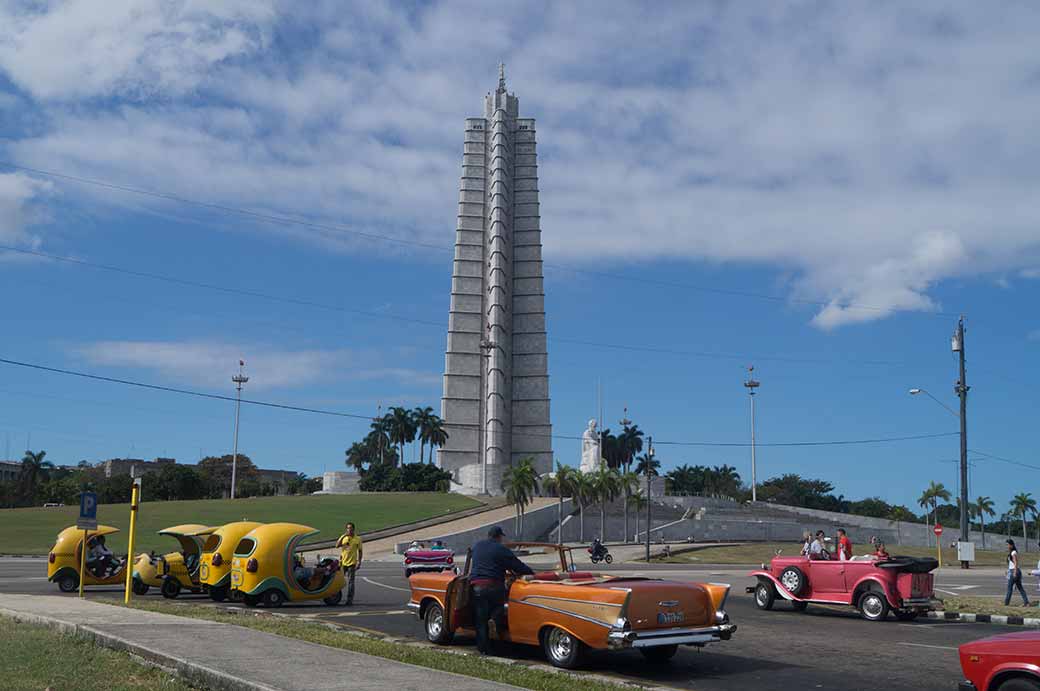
[469,526,534,655]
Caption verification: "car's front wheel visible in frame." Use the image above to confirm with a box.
[754,582,775,610]
[994,677,1040,691]
[542,626,585,669]
[424,602,453,644]
[640,644,678,662]
[858,591,890,621]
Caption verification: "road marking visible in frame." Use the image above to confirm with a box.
[362,576,410,593]
[898,642,958,651]
[0,577,48,582]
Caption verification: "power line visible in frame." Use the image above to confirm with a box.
[968,448,1040,473]
[0,243,912,368]
[0,161,957,318]
[0,355,960,449]
[653,432,959,448]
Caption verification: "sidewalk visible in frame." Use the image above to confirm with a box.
[0,593,516,691]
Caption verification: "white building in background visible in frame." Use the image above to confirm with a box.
[438,67,553,495]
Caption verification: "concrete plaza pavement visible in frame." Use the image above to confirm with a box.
[0,592,518,691]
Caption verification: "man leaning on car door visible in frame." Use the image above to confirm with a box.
[469,526,534,655]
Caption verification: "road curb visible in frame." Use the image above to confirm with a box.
[0,606,279,691]
[926,610,1040,627]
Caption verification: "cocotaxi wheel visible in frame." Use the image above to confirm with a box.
[131,578,150,596]
[323,590,342,606]
[57,573,79,593]
[161,578,181,599]
[262,589,285,608]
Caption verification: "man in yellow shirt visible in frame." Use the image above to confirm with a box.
[336,522,363,605]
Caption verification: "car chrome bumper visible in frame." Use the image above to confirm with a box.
[902,597,940,609]
[607,623,737,649]
[957,681,977,691]
[405,564,452,571]
[407,601,421,616]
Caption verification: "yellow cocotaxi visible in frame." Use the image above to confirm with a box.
[48,525,128,592]
[198,520,263,602]
[132,524,215,599]
[230,522,344,608]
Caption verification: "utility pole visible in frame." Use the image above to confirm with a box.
[230,360,248,499]
[744,366,760,502]
[645,437,653,563]
[953,317,970,568]
[376,403,384,466]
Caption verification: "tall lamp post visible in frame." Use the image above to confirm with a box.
[230,360,249,499]
[744,366,760,502]
[910,316,970,568]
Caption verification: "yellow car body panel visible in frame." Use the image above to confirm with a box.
[230,522,344,605]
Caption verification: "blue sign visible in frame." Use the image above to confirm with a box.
[79,492,98,520]
[77,491,98,529]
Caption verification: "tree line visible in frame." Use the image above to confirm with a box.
[343,405,452,491]
[1,450,319,508]
[918,481,1040,551]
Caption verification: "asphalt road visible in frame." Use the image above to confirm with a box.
[2,556,1031,691]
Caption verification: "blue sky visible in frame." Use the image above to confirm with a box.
[0,1,1037,511]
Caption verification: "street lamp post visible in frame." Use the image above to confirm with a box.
[744,367,760,503]
[230,360,248,499]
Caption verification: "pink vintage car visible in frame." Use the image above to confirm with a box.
[747,552,939,621]
[403,542,455,578]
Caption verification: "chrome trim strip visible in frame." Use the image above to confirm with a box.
[508,598,613,629]
[520,594,622,608]
[412,587,446,593]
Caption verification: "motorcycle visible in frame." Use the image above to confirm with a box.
[588,541,613,564]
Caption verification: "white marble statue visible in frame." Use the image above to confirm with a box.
[580,419,602,473]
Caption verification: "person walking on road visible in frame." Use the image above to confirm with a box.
[1004,539,1030,607]
[337,522,363,606]
[469,526,534,655]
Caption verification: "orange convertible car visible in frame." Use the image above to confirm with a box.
[407,542,736,668]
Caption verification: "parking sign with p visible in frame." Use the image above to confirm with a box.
[77,491,98,530]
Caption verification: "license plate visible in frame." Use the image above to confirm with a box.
[199,564,209,580]
[657,611,684,625]
[231,571,241,585]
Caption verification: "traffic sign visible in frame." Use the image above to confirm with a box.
[77,491,98,530]
[933,524,943,536]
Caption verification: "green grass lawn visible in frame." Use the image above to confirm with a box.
[654,541,1036,567]
[0,493,480,555]
[941,596,1040,618]
[0,616,195,691]
[127,600,628,691]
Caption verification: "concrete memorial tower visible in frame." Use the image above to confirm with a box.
[437,66,553,494]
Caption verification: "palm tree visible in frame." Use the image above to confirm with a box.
[629,491,649,541]
[973,496,995,549]
[413,406,435,463]
[574,471,593,543]
[18,450,52,502]
[917,487,935,545]
[592,468,621,541]
[918,481,950,546]
[385,407,417,466]
[544,462,578,545]
[367,417,393,465]
[1010,493,1037,552]
[618,424,644,473]
[889,505,916,545]
[425,416,448,464]
[501,457,540,538]
[634,452,660,478]
[618,471,640,544]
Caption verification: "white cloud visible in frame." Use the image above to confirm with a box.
[3,2,1040,327]
[71,340,439,391]
[0,172,52,252]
